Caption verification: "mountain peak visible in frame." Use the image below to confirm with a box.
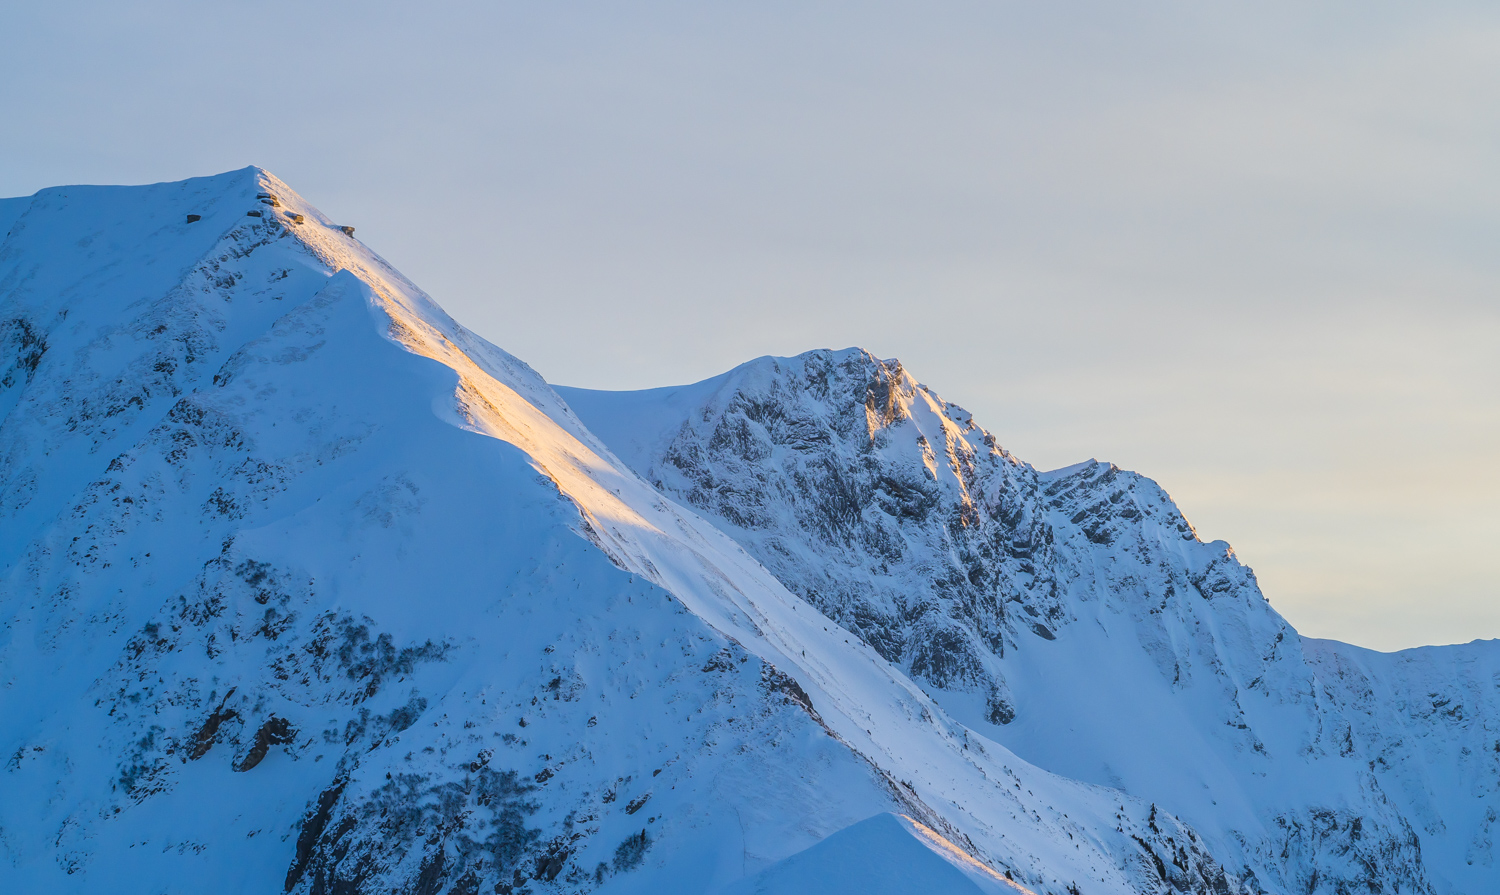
[4,170,1206,895]
[564,342,1500,895]
[4,170,1498,895]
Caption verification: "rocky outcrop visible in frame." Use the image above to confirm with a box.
[561,348,1500,895]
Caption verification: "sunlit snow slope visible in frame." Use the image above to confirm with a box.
[1,170,1248,895]
[559,350,1500,895]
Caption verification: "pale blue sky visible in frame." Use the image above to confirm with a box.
[4,1,1497,650]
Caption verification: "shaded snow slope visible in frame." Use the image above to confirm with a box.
[717,813,1032,895]
[559,349,1500,895]
[1,171,1244,895]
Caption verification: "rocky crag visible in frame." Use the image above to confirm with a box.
[561,349,1500,895]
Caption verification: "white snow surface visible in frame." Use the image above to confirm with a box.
[559,350,1500,895]
[0,170,1251,895]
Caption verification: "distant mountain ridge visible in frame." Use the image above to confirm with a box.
[559,348,1500,895]
[0,168,1493,895]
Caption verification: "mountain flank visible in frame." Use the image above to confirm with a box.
[1,169,1494,895]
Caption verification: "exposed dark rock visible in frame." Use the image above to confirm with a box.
[186,690,240,760]
[1,316,48,387]
[533,844,571,882]
[235,716,296,771]
[761,662,823,724]
[286,776,347,892]
[289,765,540,895]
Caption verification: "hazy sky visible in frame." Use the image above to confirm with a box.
[4,1,1497,651]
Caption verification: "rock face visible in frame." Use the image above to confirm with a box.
[563,351,1286,728]
[1,169,1269,895]
[560,349,1500,895]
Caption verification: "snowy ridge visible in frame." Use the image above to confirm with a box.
[560,349,1500,895]
[1,170,1249,895]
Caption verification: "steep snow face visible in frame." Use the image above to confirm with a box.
[720,813,1031,895]
[0,171,890,894]
[1,171,1250,895]
[557,351,1295,732]
[559,350,1500,895]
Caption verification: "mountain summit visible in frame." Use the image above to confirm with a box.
[561,348,1500,895]
[1,170,1495,895]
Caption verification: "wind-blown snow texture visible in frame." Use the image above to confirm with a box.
[560,350,1500,895]
[0,170,1487,895]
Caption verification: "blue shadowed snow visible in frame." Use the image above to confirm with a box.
[717,813,1026,895]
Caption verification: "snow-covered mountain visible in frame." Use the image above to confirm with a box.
[0,169,1489,895]
[1,169,1251,895]
[559,349,1500,895]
